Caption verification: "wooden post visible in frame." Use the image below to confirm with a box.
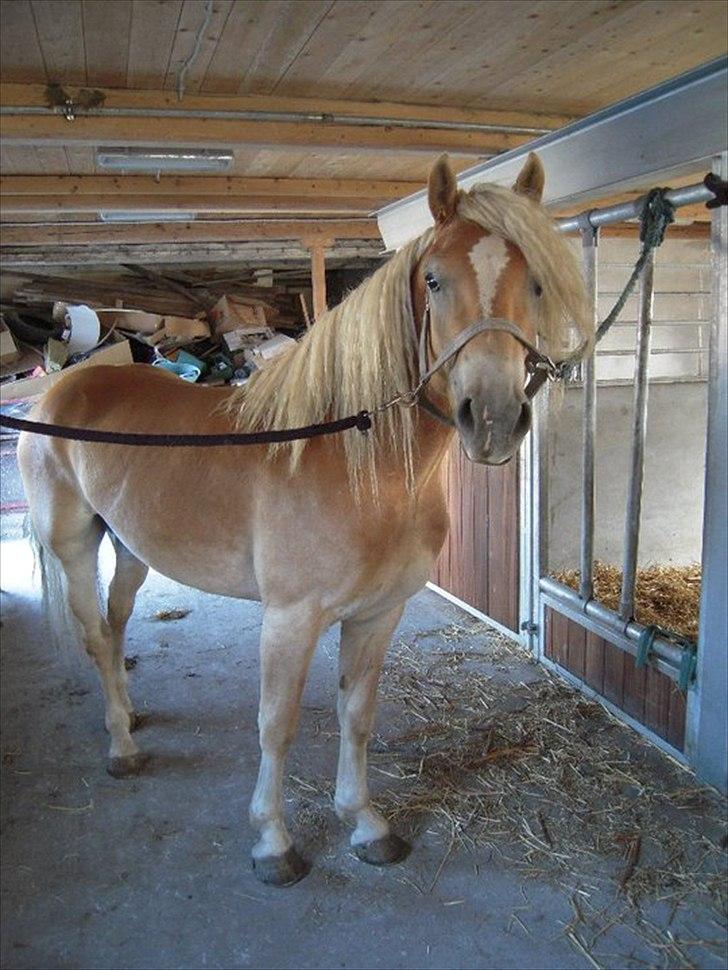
[308,241,328,320]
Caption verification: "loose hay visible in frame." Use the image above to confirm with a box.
[292,621,725,968]
[553,562,701,641]
[152,608,191,622]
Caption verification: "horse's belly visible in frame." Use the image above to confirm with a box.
[77,454,262,600]
[107,518,261,601]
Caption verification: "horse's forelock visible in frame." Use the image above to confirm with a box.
[457,183,591,359]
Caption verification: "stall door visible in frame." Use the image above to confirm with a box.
[432,439,519,633]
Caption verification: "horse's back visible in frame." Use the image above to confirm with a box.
[29,363,230,431]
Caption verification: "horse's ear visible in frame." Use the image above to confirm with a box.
[428,154,458,224]
[513,152,545,203]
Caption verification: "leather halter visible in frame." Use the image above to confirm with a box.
[414,299,561,427]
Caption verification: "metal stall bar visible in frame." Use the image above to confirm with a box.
[539,578,683,679]
[579,225,598,601]
[556,182,713,233]
[618,250,655,621]
[686,151,728,793]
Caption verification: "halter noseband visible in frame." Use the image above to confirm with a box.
[414,299,561,427]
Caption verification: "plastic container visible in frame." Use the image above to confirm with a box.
[152,358,201,382]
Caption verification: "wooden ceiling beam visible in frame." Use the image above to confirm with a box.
[0,83,572,157]
[0,113,531,156]
[0,241,385,267]
[0,83,573,133]
[0,175,420,200]
[0,195,375,216]
[0,219,382,247]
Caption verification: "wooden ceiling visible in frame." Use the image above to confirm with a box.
[2,0,724,115]
[0,0,724,267]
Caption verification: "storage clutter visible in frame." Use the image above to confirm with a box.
[0,267,309,401]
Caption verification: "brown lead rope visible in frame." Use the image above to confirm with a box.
[0,410,373,446]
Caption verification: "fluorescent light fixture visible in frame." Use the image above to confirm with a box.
[99,210,197,222]
[96,148,234,173]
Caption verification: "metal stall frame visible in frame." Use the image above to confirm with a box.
[378,59,727,789]
[521,173,726,781]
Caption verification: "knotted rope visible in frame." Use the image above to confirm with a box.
[594,187,675,344]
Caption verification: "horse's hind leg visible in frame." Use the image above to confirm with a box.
[50,518,147,777]
[335,604,410,865]
[107,536,148,730]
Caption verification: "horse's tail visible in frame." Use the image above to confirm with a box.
[24,513,78,651]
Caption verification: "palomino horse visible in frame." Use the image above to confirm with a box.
[19,154,589,886]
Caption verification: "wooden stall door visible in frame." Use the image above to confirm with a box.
[433,439,519,632]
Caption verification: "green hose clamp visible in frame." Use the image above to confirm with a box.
[635,624,697,692]
[678,643,698,692]
[635,625,657,668]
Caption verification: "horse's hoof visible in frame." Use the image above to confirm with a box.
[106,752,150,779]
[354,833,411,866]
[252,847,310,887]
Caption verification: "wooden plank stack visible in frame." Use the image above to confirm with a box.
[4,266,308,331]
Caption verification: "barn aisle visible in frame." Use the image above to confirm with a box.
[1,450,725,970]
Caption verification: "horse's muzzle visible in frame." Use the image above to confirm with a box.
[455,392,532,465]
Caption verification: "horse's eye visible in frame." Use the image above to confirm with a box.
[425,272,441,292]
[533,282,543,298]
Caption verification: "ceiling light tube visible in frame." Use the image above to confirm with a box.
[96,148,234,173]
[99,210,197,222]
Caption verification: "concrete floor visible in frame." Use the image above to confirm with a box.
[1,443,725,970]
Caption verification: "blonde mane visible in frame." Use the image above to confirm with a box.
[226,181,591,486]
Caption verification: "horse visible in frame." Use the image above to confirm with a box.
[18,153,590,887]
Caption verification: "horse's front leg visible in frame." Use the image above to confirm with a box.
[335,604,410,865]
[249,602,323,887]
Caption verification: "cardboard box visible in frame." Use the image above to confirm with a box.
[96,308,164,335]
[222,326,273,353]
[250,333,296,362]
[0,338,134,402]
[160,315,210,340]
[96,309,209,345]
[209,295,268,335]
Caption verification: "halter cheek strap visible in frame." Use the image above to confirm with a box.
[416,300,560,427]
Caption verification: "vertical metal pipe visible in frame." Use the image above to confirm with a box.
[619,248,655,621]
[580,225,598,600]
[686,150,728,792]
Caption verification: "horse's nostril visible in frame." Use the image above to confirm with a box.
[457,397,474,434]
[515,400,532,436]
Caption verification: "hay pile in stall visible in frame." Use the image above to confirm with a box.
[553,561,701,641]
[292,621,725,968]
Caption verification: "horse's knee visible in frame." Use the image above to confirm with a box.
[258,709,298,753]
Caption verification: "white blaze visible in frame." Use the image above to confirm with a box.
[468,235,508,316]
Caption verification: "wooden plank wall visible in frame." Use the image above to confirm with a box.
[545,607,687,750]
[432,439,519,632]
